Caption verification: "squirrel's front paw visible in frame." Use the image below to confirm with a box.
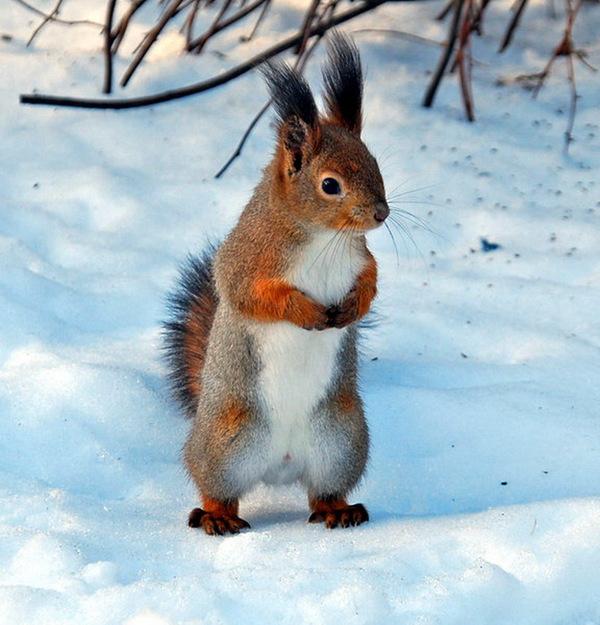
[304,316,329,331]
[326,291,359,329]
[286,291,329,330]
[188,507,251,535]
[298,302,329,331]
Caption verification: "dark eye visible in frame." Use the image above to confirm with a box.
[321,177,341,196]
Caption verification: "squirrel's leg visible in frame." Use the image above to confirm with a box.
[305,374,370,529]
[188,497,250,536]
[308,495,369,529]
[184,399,254,535]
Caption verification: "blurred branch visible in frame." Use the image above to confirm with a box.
[423,0,465,108]
[16,0,597,152]
[103,0,117,93]
[187,0,270,52]
[20,0,396,110]
[240,0,272,42]
[112,0,151,54]
[352,27,444,48]
[12,0,103,28]
[120,0,185,87]
[498,0,528,52]
[530,0,591,152]
[26,0,65,46]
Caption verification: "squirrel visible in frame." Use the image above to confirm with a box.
[163,33,389,535]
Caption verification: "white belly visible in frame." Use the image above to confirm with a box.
[254,322,346,484]
[252,231,366,484]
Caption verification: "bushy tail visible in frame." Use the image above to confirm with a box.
[163,246,218,418]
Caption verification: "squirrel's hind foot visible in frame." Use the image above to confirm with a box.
[188,507,251,535]
[308,502,369,529]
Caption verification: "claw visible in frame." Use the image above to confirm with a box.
[308,503,369,529]
[188,508,251,536]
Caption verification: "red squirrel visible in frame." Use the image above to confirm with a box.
[164,33,389,535]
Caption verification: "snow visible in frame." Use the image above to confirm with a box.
[1,1,600,623]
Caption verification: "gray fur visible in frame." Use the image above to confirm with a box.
[183,278,369,503]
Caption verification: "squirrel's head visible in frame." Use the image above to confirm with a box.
[262,32,388,232]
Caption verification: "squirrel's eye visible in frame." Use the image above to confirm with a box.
[321,177,341,196]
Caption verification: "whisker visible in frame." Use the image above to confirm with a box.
[387,183,440,198]
[384,221,400,268]
[387,215,428,267]
[309,219,350,272]
[388,206,444,241]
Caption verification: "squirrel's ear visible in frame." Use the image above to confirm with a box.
[261,62,321,176]
[321,32,363,135]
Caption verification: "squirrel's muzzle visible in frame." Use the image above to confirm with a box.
[374,201,390,223]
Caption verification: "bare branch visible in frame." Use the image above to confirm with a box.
[183,0,202,48]
[112,0,151,54]
[295,0,321,55]
[120,0,185,88]
[423,0,465,108]
[21,0,394,110]
[11,0,103,28]
[240,0,271,42]
[498,0,528,53]
[191,0,234,54]
[455,2,475,121]
[352,27,444,48]
[103,0,117,94]
[27,0,65,46]
[186,0,270,52]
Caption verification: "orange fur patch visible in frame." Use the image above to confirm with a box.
[309,496,349,514]
[249,277,326,329]
[218,401,248,440]
[337,391,358,413]
[252,278,294,320]
[202,496,239,517]
[355,254,377,318]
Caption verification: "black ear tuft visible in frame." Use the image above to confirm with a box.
[261,61,318,129]
[322,31,363,134]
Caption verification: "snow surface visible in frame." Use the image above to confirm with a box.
[1,1,600,623]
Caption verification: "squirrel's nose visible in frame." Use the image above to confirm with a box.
[374,201,389,223]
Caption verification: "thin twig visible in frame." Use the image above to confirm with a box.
[191,0,234,54]
[214,100,271,178]
[532,0,582,97]
[240,0,271,42]
[455,1,475,120]
[471,0,491,35]
[120,0,185,87]
[529,0,585,152]
[498,0,528,52]
[296,0,321,55]
[436,0,454,20]
[564,44,577,151]
[11,0,103,28]
[423,0,465,108]
[352,27,444,48]
[187,0,269,51]
[112,0,150,54]
[27,0,65,46]
[183,0,202,48]
[103,0,117,94]
[21,0,394,110]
